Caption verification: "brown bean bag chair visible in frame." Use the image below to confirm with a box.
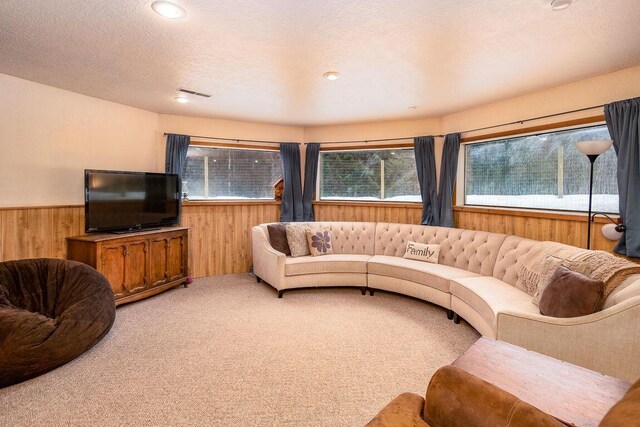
[0,259,115,388]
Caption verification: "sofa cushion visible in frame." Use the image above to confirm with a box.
[368,255,480,293]
[539,266,605,318]
[403,241,440,263]
[267,223,291,255]
[284,254,371,276]
[286,224,310,257]
[533,256,592,306]
[306,228,334,256]
[450,276,539,333]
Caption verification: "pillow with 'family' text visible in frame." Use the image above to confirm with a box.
[403,241,440,264]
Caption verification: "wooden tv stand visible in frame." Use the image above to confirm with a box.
[67,227,189,306]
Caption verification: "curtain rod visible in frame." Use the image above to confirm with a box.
[307,104,605,145]
[162,133,283,145]
[164,103,605,146]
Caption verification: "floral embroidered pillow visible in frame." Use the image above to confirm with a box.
[306,228,334,256]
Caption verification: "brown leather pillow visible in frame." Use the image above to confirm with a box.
[539,266,605,318]
[267,223,291,255]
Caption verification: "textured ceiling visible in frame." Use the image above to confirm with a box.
[1,0,640,126]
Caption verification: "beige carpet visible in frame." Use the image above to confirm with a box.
[0,274,479,426]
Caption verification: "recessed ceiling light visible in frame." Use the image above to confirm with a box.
[323,71,340,81]
[152,1,186,19]
[174,96,189,103]
[551,0,572,11]
[408,106,417,110]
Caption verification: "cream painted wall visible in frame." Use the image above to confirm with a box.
[0,73,159,207]
[3,65,640,208]
[442,65,640,136]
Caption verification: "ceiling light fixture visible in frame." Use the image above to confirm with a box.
[152,1,187,19]
[323,71,340,81]
[174,96,189,104]
[551,0,572,11]
[408,106,417,110]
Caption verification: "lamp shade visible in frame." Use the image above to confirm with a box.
[602,223,624,241]
[575,140,613,156]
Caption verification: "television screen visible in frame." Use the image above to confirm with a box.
[85,170,181,233]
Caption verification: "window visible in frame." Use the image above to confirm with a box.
[319,148,420,202]
[464,125,618,213]
[183,146,281,200]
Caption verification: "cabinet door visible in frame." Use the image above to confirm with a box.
[149,238,168,287]
[148,233,186,287]
[167,235,186,281]
[101,244,127,298]
[124,241,148,293]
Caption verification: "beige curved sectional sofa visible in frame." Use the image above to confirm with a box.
[252,222,640,382]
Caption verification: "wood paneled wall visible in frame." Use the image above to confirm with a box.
[0,202,280,278]
[453,206,617,252]
[1,202,629,279]
[313,201,423,223]
[0,205,85,261]
[180,202,280,277]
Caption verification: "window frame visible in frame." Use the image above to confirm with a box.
[316,145,421,204]
[183,142,281,202]
[458,119,618,215]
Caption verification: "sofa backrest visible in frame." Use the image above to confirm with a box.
[493,237,593,286]
[373,223,508,276]
[492,236,539,286]
[261,222,376,255]
[313,222,377,255]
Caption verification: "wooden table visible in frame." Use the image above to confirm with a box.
[452,338,630,427]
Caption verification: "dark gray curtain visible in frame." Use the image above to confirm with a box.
[414,136,439,226]
[165,133,190,181]
[438,133,461,227]
[302,143,320,221]
[605,97,640,257]
[280,143,304,222]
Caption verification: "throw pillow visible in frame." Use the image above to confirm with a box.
[516,263,541,296]
[532,256,591,306]
[403,241,440,264]
[539,266,605,318]
[306,228,334,256]
[285,224,311,257]
[267,223,291,256]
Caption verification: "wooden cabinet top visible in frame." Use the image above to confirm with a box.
[66,227,189,243]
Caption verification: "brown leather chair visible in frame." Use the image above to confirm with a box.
[367,365,640,427]
[0,259,116,388]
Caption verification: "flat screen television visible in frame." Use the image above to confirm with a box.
[85,170,181,233]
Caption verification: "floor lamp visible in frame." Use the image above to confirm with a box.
[575,139,613,249]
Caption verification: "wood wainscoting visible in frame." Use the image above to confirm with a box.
[313,201,423,223]
[180,201,280,277]
[0,205,85,261]
[0,201,628,278]
[0,202,281,278]
[453,206,618,253]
